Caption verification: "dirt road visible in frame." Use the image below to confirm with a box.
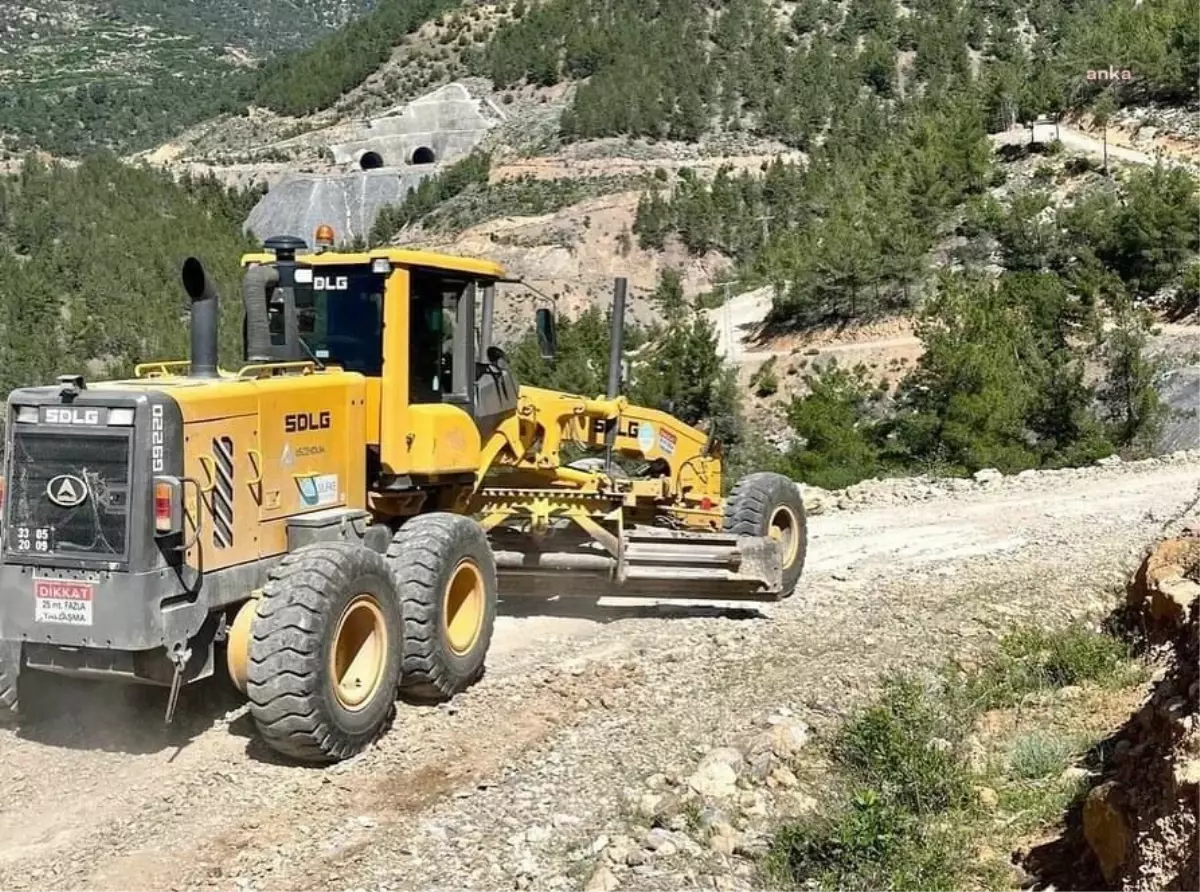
[989,122,1195,168]
[0,455,1196,891]
[707,118,1196,371]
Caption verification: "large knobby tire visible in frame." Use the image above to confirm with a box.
[724,471,808,596]
[387,513,497,703]
[0,641,20,724]
[247,541,403,763]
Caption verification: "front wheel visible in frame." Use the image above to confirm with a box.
[724,472,808,596]
[247,541,403,763]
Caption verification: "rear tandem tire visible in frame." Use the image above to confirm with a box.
[723,471,808,596]
[247,541,403,763]
[387,513,497,703]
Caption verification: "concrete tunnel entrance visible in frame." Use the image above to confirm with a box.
[410,146,436,165]
[359,151,384,170]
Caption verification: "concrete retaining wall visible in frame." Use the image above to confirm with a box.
[245,169,434,244]
[243,82,500,244]
[330,82,499,168]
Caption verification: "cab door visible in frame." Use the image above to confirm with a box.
[400,270,482,476]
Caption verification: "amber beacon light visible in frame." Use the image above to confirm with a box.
[314,224,335,250]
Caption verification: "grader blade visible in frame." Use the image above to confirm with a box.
[492,527,785,601]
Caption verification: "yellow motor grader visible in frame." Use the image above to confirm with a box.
[0,233,806,762]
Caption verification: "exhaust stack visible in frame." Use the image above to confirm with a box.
[181,257,220,379]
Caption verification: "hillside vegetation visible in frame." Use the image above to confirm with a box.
[250,0,459,116]
[1,0,1194,495]
[466,0,1199,488]
[5,0,1194,158]
[0,155,261,395]
[0,0,508,155]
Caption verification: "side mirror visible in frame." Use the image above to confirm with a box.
[486,345,510,371]
[535,307,557,360]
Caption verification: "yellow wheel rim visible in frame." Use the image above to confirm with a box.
[330,594,388,711]
[768,506,800,568]
[444,560,484,656]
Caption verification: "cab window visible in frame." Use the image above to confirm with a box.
[295,267,385,375]
[409,271,473,404]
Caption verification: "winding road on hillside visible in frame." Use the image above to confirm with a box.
[991,122,1197,168]
[709,122,1195,369]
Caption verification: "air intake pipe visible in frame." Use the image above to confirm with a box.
[241,263,279,363]
[259,235,309,362]
[181,257,220,379]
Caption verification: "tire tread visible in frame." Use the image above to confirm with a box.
[386,513,497,703]
[246,541,401,763]
[723,471,808,595]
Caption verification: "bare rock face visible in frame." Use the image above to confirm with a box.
[1127,530,1200,644]
[1079,532,1200,889]
[1083,781,1134,885]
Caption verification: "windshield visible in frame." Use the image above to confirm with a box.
[295,267,385,375]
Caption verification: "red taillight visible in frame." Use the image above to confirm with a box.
[700,496,713,511]
[154,480,173,533]
[152,476,183,537]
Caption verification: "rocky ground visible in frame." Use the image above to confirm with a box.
[0,453,1197,892]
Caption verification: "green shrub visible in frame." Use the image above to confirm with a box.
[751,356,780,397]
[766,622,1144,890]
[1007,731,1076,780]
[963,623,1138,709]
[835,677,974,815]
[764,789,964,891]
[1065,155,1098,176]
[785,363,886,490]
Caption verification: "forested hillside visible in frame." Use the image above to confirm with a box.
[477,0,1197,143]
[611,0,1199,327]
[0,156,261,394]
[5,0,1195,157]
[463,0,1199,487]
[1,0,1194,492]
[0,0,489,155]
[250,0,459,116]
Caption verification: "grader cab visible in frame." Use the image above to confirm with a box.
[0,234,806,762]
